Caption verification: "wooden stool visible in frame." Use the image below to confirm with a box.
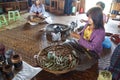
[8,10,21,21]
[8,11,16,21]
[0,14,8,27]
[14,10,21,20]
[0,21,2,28]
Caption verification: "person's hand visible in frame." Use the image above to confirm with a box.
[38,13,43,17]
[80,19,85,23]
[70,32,80,39]
[31,12,37,16]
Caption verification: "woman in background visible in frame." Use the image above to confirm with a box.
[80,1,109,24]
[29,0,45,17]
[27,0,45,23]
[96,1,109,24]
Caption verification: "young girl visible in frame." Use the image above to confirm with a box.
[71,7,105,56]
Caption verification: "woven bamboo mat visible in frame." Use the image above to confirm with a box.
[0,13,29,31]
[0,24,47,66]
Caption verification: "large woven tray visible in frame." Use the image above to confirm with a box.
[36,45,79,75]
[29,17,45,26]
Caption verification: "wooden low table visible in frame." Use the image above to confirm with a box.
[35,62,99,80]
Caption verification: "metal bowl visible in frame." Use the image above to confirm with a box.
[45,23,70,42]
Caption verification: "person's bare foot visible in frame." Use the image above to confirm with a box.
[118,25,120,28]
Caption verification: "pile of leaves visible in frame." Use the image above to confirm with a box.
[37,45,78,72]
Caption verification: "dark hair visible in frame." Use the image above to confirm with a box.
[86,7,104,29]
[34,0,42,5]
[96,1,105,10]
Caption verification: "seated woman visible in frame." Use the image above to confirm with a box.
[70,7,105,57]
[28,0,45,23]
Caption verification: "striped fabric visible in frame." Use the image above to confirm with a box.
[108,44,120,80]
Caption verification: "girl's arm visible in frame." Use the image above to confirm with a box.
[80,19,88,23]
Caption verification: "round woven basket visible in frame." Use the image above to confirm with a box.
[37,45,79,75]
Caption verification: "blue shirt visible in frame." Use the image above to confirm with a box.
[29,4,45,15]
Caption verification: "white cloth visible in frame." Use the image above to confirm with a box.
[12,61,42,80]
[45,17,52,24]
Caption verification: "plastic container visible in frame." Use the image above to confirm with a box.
[97,70,112,80]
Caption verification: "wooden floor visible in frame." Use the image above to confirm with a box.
[0,12,120,80]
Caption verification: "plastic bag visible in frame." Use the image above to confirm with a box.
[97,70,112,80]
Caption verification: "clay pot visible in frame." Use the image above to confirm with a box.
[3,64,14,80]
[0,43,6,71]
[5,49,15,66]
[45,23,70,42]
[0,43,5,55]
[0,43,6,68]
[11,54,23,71]
[0,55,6,71]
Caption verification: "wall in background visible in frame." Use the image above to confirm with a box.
[85,0,112,14]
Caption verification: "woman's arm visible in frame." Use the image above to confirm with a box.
[80,19,88,23]
[70,32,80,39]
[71,24,88,39]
